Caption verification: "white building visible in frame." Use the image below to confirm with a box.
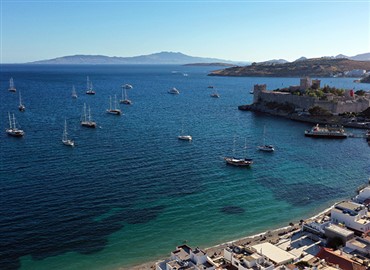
[324,224,355,242]
[346,236,370,255]
[156,245,216,270]
[346,69,366,77]
[354,187,370,204]
[224,245,274,270]
[303,220,331,236]
[251,243,295,265]
[331,201,370,233]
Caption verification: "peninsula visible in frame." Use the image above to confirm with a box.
[209,58,370,78]
[239,77,370,129]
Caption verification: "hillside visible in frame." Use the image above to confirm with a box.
[28,52,236,65]
[183,62,237,67]
[209,58,370,77]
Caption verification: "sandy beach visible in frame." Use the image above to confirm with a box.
[120,205,334,270]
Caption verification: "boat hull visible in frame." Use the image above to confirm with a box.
[120,99,132,105]
[6,129,24,137]
[257,145,275,152]
[178,135,192,141]
[224,157,253,167]
[106,110,121,115]
[62,140,75,147]
[304,132,347,139]
[81,121,97,128]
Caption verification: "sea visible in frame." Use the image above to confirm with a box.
[0,64,369,270]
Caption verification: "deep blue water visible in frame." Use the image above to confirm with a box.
[0,64,369,270]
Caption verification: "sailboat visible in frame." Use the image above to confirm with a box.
[81,103,97,128]
[257,126,275,152]
[168,87,180,94]
[106,95,122,115]
[18,91,25,111]
[210,89,220,98]
[62,119,75,147]
[120,84,132,104]
[224,138,253,167]
[6,112,24,137]
[9,77,16,92]
[86,76,96,95]
[71,85,78,98]
[178,121,192,141]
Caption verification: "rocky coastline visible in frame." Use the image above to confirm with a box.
[238,103,370,130]
[209,58,370,78]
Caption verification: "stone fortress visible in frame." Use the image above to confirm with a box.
[253,77,370,114]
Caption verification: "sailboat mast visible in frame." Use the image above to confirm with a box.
[232,136,236,157]
[19,91,22,106]
[8,112,12,129]
[88,106,92,121]
[244,138,247,157]
[12,114,16,129]
[63,119,67,140]
[83,103,87,122]
[86,76,89,90]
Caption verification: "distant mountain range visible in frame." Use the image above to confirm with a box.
[26,51,370,65]
[259,53,370,65]
[28,52,245,65]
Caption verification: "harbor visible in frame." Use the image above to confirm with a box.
[1,65,369,270]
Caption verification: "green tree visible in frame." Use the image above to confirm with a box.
[355,90,366,96]
[308,106,332,116]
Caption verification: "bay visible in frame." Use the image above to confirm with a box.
[0,64,369,270]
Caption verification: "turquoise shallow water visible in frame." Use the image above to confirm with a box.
[0,64,369,270]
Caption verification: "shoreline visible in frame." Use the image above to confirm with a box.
[120,203,335,270]
[238,103,370,130]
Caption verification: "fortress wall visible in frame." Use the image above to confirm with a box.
[254,90,370,114]
[329,99,370,114]
[256,90,315,109]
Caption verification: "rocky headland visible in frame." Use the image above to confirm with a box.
[209,58,370,77]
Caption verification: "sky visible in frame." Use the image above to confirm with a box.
[1,0,370,63]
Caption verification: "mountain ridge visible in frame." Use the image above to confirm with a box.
[28,51,244,65]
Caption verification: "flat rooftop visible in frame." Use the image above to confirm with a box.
[325,224,355,237]
[252,242,295,265]
[335,201,364,212]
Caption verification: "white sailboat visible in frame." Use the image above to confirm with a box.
[178,121,192,141]
[6,112,24,137]
[18,91,25,111]
[9,77,16,92]
[257,126,275,152]
[72,85,78,98]
[106,95,122,115]
[86,76,95,95]
[62,119,75,147]
[168,87,180,94]
[224,137,253,167]
[120,84,132,104]
[81,103,97,128]
[210,89,220,98]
